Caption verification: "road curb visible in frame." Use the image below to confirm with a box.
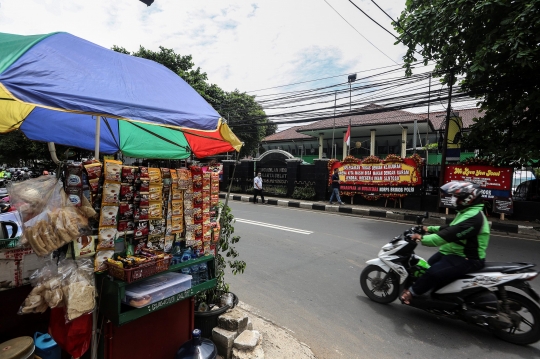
[219,193,539,239]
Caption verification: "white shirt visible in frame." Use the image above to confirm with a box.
[254,176,263,189]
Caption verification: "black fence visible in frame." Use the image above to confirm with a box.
[220,160,540,221]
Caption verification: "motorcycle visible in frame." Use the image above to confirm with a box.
[360,212,540,345]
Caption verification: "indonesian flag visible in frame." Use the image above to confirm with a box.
[345,124,351,147]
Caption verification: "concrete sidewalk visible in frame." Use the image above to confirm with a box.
[220,192,540,240]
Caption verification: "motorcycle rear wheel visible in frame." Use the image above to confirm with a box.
[492,291,540,345]
[360,265,400,304]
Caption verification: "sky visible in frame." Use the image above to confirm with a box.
[0,0,465,129]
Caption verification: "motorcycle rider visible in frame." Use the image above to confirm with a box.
[401,181,489,304]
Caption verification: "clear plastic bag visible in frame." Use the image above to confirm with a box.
[8,175,58,223]
[18,260,65,314]
[12,178,92,256]
[62,258,96,322]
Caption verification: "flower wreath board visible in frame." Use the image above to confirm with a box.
[328,154,424,200]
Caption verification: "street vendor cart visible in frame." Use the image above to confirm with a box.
[0,31,241,359]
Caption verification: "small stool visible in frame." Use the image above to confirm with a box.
[0,336,35,359]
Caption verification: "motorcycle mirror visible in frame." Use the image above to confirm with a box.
[415,216,423,225]
[424,211,429,219]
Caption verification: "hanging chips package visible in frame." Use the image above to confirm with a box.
[99,206,119,227]
[177,169,191,189]
[104,160,122,182]
[148,168,162,185]
[97,227,117,250]
[149,185,162,201]
[170,170,178,189]
[171,216,183,234]
[102,181,121,205]
[148,201,162,220]
[121,166,138,184]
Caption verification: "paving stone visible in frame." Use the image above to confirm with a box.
[218,308,248,333]
[234,330,261,350]
[232,345,264,359]
[212,327,237,359]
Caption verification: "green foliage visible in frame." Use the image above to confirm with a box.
[292,182,316,200]
[112,45,277,158]
[0,130,71,167]
[396,0,540,166]
[264,185,288,196]
[215,203,246,295]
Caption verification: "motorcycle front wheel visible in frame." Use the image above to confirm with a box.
[360,265,400,304]
[492,291,540,345]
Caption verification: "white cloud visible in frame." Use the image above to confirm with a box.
[0,0,408,90]
[1,0,472,130]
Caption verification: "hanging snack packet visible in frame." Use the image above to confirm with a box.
[161,168,171,186]
[121,166,138,184]
[149,219,165,235]
[172,188,183,200]
[139,179,150,193]
[170,170,178,189]
[139,166,149,179]
[203,173,211,190]
[171,216,183,234]
[148,185,162,201]
[65,258,95,321]
[164,235,174,252]
[71,235,96,258]
[134,221,149,238]
[192,174,203,190]
[65,187,83,207]
[184,199,193,211]
[133,207,149,221]
[66,164,84,188]
[193,191,203,207]
[148,201,162,219]
[171,200,183,216]
[146,234,164,250]
[119,203,134,221]
[97,227,117,250]
[102,181,121,205]
[148,168,162,184]
[84,162,102,181]
[193,208,203,223]
[117,220,135,233]
[139,193,150,207]
[104,159,122,182]
[177,169,191,190]
[120,184,135,202]
[99,205,119,227]
[94,250,114,272]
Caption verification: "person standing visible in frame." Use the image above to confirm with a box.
[253,172,265,204]
[329,168,344,205]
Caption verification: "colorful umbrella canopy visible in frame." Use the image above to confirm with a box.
[0,32,242,159]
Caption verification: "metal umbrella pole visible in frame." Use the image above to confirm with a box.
[91,116,101,359]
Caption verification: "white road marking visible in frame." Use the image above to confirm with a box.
[235,218,313,235]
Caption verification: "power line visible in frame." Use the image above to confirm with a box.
[348,0,398,40]
[369,0,426,55]
[323,0,399,65]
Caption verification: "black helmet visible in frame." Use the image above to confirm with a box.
[440,181,482,209]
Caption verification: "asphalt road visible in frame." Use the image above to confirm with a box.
[224,201,540,359]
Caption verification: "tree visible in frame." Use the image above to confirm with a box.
[395,0,540,165]
[0,130,75,168]
[112,45,276,158]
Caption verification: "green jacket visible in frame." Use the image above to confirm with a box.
[421,204,490,260]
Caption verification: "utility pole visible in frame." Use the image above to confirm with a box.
[439,70,455,187]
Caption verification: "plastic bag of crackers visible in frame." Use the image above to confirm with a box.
[10,177,96,256]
